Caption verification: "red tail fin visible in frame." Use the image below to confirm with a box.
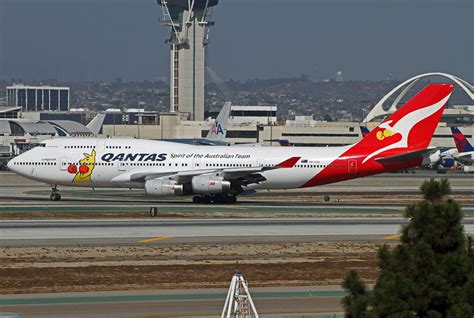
[358,84,453,163]
[301,84,454,188]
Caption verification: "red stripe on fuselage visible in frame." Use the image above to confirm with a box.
[301,151,422,188]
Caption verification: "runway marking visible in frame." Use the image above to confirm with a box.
[139,236,173,244]
[384,234,401,240]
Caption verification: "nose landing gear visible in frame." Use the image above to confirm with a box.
[50,185,61,201]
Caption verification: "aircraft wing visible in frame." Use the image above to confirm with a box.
[453,152,474,164]
[111,157,300,187]
[161,138,230,146]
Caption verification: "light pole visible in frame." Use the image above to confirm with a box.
[267,110,273,146]
[113,113,116,136]
[136,92,143,139]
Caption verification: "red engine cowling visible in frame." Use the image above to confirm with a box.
[191,175,231,194]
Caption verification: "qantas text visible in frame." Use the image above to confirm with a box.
[101,153,167,162]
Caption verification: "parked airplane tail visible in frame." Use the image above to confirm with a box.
[359,126,370,138]
[86,113,106,136]
[206,102,231,141]
[355,84,453,163]
[451,127,474,153]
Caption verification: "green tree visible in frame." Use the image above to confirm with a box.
[342,270,370,317]
[324,114,333,122]
[342,179,474,317]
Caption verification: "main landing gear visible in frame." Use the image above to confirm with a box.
[192,194,237,204]
[50,185,61,201]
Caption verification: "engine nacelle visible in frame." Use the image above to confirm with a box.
[440,157,455,168]
[145,178,184,196]
[191,175,231,194]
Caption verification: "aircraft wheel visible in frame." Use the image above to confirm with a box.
[149,207,158,217]
[212,196,224,204]
[192,196,202,204]
[226,196,237,204]
[215,194,236,204]
[50,193,61,201]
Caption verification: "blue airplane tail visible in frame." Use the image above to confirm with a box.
[451,127,474,152]
[360,126,370,138]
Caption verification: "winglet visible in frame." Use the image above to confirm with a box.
[276,157,300,168]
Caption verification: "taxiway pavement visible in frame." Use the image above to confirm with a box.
[0,286,345,317]
[0,171,473,205]
[1,218,474,247]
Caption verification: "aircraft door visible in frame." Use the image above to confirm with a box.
[348,159,357,174]
[118,161,126,171]
[60,157,68,171]
[193,157,201,169]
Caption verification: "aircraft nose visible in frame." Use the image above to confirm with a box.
[7,156,16,171]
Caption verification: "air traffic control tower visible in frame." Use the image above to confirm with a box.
[158,0,218,121]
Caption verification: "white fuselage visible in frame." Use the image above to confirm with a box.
[8,138,351,191]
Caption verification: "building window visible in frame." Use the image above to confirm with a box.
[26,89,36,111]
[50,90,59,111]
[59,89,69,111]
[36,89,44,110]
[17,89,26,108]
[43,89,50,109]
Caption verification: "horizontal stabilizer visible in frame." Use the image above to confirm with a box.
[375,148,437,165]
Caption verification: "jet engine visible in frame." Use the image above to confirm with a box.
[429,151,455,168]
[440,156,455,168]
[191,175,231,194]
[145,178,184,196]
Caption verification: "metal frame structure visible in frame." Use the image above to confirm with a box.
[364,72,474,122]
[221,271,259,318]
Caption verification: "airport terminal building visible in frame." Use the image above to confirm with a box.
[6,84,70,112]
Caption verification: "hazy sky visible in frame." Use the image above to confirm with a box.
[0,0,472,82]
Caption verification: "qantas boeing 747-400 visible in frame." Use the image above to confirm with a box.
[7,84,454,206]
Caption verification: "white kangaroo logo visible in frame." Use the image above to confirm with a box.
[363,94,450,164]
